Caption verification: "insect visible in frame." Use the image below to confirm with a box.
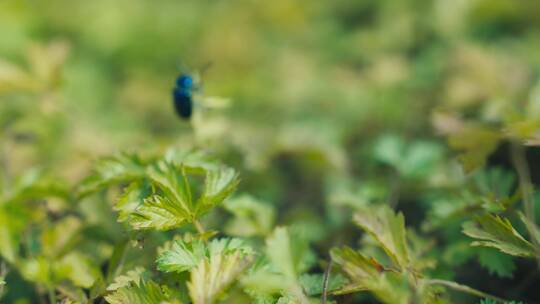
[172,73,196,119]
[172,63,212,120]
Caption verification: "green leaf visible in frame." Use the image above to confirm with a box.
[79,153,147,197]
[276,294,311,304]
[207,238,255,257]
[242,229,313,303]
[146,161,193,217]
[20,256,52,286]
[266,227,311,280]
[57,282,89,303]
[353,206,409,269]
[130,194,190,230]
[20,253,100,288]
[330,246,381,292]
[0,205,31,263]
[240,260,292,297]
[195,166,239,215]
[54,252,100,288]
[125,161,238,231]
[479,299,525,304]
[0,265,6,299]
[41,216,82,258]
[245,291,276,304]
[224,194,275,237]
[298,273,347,296]
[2,169,70,204]
[188,251,253,304]
[477,248,515,278]
[115,182,151,222]
[373,135,443,178]
[447,125,500,173]
[107,267,150,291]
[463,214,536,258]
[157,239,207,273]
[157,238,253,274]
[105,280,180,304]
[518,211,540,245]
[164,148,220,172]
[330,246,409,304]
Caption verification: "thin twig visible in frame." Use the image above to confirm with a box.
[193,219,206,235]
[322,258,333,304]
[510,142,540,265]
[425,279,506,302]
[511,143,535,227]
[48,287,57,304]
[389,172,401,208]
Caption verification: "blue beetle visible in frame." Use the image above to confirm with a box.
[173,74,196,119]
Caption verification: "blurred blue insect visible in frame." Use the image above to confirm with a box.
[173,73,196,119]
[172,63,211,119]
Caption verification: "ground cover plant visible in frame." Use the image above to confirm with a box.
[1,0,540,303]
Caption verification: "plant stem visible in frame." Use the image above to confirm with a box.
[321,258,333,304]
[425,279,506,302]
[0,136,11,192]
[388,172,401,208]
[48,287,56,304]
[193,219,206,235]
[511,143,535,227]
[510,142,540,265]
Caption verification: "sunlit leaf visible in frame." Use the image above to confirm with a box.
[330,246,381,292]
[130,194,190,230]
[188,251,253,304]
[157,238,253,274]
[195,166,239,215]
[330,246,408,303]
[146,161,192,217]
[298,273,347,296]
[463,214,536,257]
[353,206,409,269]
[157,239,207,273]
[107,267,150,291]
[105,280,181,304]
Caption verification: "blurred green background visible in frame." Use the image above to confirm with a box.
[2,0,540,175]
[2,0,540,303]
